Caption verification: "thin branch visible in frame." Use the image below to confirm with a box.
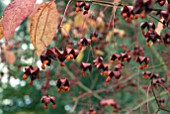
[151,82,160,108]
[147,84,151,114]
[33,3,49,49]
[146,61,170,70]
[149,14,170,29]
[153,108,160,114]
[58,0,72,28]
[40,2,53,48]
[77,0,124,7]
[62,66,102,100]
[160,108,170,113]
[150,46,170,81]
[149,8,162,12]
[151,82,170,113]
[70,73,138,112]
[132,91,168,111]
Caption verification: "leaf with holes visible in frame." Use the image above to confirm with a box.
[29,1,59,56]
[2,0,36,43]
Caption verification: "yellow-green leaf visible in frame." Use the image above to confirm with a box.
[76,50,84,63]
[155,19,164,35]
[74,13,88,30]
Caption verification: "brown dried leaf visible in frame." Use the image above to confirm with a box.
[113,0,121,13]
[114,28,125,37]
[106,28,125,41]
[155,19,164,35]
[96,17,105,32]
[87,19,96,29]
[74,13,88,30]
[0,18,4,39]
[95,50,104,55]
[29,1,59,56]
[2,0,36,43]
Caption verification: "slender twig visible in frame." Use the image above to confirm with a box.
[149,8,162,12]
[132,91,168,111]
[147,84,151,114]
[150,46,170,81]
[146,61,170,70]
[160,108,170,113]
[72,73,138,103]
[71,100,78,112]
[168,0,170,4]
[92,2,116,7]
[151,82,160,108]
[86,46,91,62]
[90,73,98,89]
[32,50,36,66]
[40,2,53,48]
[149,14,170,29]
[62,66,102,100]
[77,0,124,7]
[150,82,170,113]
[158,83,170,107]
[77,102,98,107]
[33,3,49,49]
[70,72,138,111]
[58,0,72,28]
[153,108,160,114]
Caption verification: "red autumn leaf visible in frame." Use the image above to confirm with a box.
[2,0,36,43]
